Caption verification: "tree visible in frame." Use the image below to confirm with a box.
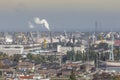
[69,69,76,80]
[113,75,120,80]
[27,53,46,64]
[98,42,109,50]
[0,61,3,68]
[82,51,85,62]
[13,54,21,62]
[75,51,82,61]
[27,53,33,60]
[0,52,8,60]
[47,55,56,62]
[66,51,73,61]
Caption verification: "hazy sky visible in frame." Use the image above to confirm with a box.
[0,0,120,32]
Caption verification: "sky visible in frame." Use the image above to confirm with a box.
[0,0,120,32]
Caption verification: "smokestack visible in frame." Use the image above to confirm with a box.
[72,35,75,46]
[34,17,53,48]
[50,31,53,48]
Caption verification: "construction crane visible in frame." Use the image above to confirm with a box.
[42,33,47,49]
[15,32,28,44]
[99,33,105,43]
[36,31,40,43]
[43,38,47,49]
[30,32,34,43]
[21,32,28,44]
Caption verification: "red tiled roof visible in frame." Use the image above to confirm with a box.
[114,40,120,46]
[19,76,33,79]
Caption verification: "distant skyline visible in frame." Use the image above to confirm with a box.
[0,0,120,32]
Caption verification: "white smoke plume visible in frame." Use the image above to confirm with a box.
[28,21,34,29]
[34,17,41,24]
[34,17,50,31]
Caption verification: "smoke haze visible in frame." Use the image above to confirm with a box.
[28,22,34,29]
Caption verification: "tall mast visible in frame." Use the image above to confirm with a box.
[94,21,98,44]
[109,32,114,61]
